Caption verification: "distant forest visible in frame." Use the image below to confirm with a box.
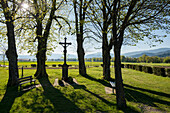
[46,54,170,63]
[84,54,170,63]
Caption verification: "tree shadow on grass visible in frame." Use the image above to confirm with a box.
[73,84,116,106]
[0,85,31,113]
[81,74,140,113]
[82,74,113,87]
[124,84,170,99]
[82,74,170,112]
[37,76,83,113]
[124,84,170,112]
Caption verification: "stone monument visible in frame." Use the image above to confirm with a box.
[59,37,71,80]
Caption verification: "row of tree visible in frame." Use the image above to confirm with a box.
[85,55,170,63]
[0,0,169,108]
[122,55,170,63]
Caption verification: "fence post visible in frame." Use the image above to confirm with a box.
[22,66,24,78]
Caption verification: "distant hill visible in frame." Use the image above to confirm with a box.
[85,48,170,58]
[0,53,77,61]
[156,50,170,57]
[123,48,170,58]
[20,54,77,60]
[85,52,102,58]
[85,52,114,58]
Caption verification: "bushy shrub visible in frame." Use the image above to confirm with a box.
[135,65,143,71]
[142,66,153,74]
[130,64,135,70]
[124,64,130,68]
[52,64,56,67]
[121,64,124,68]
[165,68,170,77]
[31,64,36,67]
[129,64,132,69]
[153,67,166,77]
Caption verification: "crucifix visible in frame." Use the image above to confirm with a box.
[59,37,72,80]
[59,37,71,65]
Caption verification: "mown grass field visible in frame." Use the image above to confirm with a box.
[1,61,170,67]
[0,62,170,113]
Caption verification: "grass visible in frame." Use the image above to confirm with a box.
[1,61,170,67]
[0,61,109,68]
[0,62,170,113]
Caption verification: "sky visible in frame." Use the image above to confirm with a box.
[0,30,169,56]
[53,31,170,55]
[121,30,170,54]
[121,36,170,54]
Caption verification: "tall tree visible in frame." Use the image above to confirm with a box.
[33,0,57,78]
[0,0,21,86]
[73,0,92,76]
[86,0,169,108]
[87,0,113,80]
[110,0,169,108]
[16,0,69,78]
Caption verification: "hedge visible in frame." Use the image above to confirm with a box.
[124,64,170,77]
[153,67,166,77]
[124,64,130,68]
[52,64,56,67]
[31,64,36,67]
[129,64,135,69]
[129,64,132,69]
[121,64,124,68]
[135,65,143,71]
[142,66,153,74]
[165,68,170,77]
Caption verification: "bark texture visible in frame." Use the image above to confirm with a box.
[114,44,126,108]
[77,35,86,76]
[102,40,111,80]
[6,22,19,86]
[34,31,48,78]
[1,0,19,86]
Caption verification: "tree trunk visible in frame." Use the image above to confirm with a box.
[6,19,19,86]
[34,39,47,78]
[74,0,87,76]
[102,1,111,80]
[77,35,86,76]
[102,45,111,80]
[34,23,47,78]
[1,0,19,86]
[114,45,126,108]
[34,0,56,78]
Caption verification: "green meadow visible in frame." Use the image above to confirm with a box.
[0,62,170,113]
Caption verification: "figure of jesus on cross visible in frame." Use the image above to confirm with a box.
[59,37,71,64]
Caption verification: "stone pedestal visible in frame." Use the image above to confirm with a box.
[59,64,71,80]
[62,64,69,80]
